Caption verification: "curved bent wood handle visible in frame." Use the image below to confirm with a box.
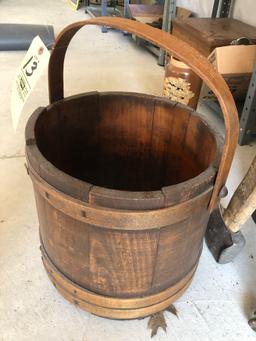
[48,17,239,213]
[224,155,256,232]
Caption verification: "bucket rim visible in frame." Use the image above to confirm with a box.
[25,92,223,210]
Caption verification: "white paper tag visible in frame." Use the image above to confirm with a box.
[11,35,50,131]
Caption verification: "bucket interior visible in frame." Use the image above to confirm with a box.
[35,93,217,191]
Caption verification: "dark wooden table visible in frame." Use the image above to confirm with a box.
[172,18,256,57]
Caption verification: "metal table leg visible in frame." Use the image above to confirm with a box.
[158,0,176,66]
[124,0,129,18]
[101,0,108,32]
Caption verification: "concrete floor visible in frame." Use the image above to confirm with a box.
[0,1,256,340]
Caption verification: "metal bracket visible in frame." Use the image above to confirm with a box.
[211,0,232,19]
[219,0,232,18]
[239,64,256,145]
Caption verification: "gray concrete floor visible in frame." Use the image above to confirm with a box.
[0,1,256,340]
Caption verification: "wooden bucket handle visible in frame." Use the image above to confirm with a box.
[48,17,239,213]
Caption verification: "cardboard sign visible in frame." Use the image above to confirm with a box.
[11,35,50,131]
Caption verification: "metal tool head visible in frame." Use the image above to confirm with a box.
[252,210,256,224]
[248,311,256,332]
[205,208,246,263]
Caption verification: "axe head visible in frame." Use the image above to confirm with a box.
[205,208,246,264]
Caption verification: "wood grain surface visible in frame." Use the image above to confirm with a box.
[25,18,239,319]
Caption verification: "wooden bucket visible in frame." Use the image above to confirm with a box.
[25,18,239,319]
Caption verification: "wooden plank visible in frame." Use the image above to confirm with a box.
[95,93,155,191]
[39,193,91,288]
[89,186,165,210]
[152,209,209,291]
[88,228,159,296]
[150,100,192,187]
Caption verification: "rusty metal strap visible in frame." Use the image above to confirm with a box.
[48,17,239,212]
